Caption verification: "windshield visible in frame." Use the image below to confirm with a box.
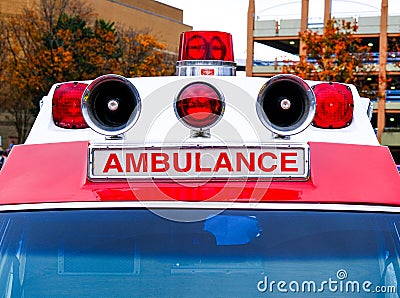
[0,208,399,297]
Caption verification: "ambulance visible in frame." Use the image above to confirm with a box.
[0,31,399,297]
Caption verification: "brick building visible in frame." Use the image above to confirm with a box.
[0,0,191,52]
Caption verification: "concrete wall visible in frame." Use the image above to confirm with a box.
[84,0,192,52]
[0,0,33,15]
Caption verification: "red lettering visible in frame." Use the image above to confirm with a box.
[126,153,148,172]
[173,152,192,172]
[214,152,233,172]
[103,153,123,173]
[258,152,277,172]
[151,153,170,172]
[236,152,255,172]
[195,152,212,172]
[281,152,298,172]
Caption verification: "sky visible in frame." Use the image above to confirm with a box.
[156,0,400,61]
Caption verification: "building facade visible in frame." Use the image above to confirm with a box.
[0,0,191,53]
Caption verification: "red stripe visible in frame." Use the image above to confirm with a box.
[0,141,399,205]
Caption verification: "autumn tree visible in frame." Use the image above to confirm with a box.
[389,37,400,69]
[0,21,10,102]
[118,27,176,77]
[0,0,98,142]
[282,18,373,98]
[1,10,44,142]
[0,0,175,143]
[48,16,123,81]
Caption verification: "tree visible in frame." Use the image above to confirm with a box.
[118,27,176,77]
[282,18,373,98]
[0,0,97,142]
[0,0,175,143]
[0,10,43,142]
[389,37,400,69]
[48,15,123,80]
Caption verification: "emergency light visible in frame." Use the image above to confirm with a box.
[256,75,316,137]
[81,74,142,136]
[49,30,354,140]
[176,31,236,76]
[312,82,354,129]
[52,82,89,129]
[174,81,225,133]
[178,31,234,61]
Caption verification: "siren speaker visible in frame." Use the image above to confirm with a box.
[82,74,141,136]
[256,74,316,136]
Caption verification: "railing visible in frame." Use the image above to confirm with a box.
[305,52,400,64]
[252,52,400,74]
[254,16,400,36]
[386,90,400,101]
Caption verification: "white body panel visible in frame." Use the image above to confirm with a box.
[25,75,379,147]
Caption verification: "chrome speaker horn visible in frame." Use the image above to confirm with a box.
[82,74,141,136]
[256,74,316,136]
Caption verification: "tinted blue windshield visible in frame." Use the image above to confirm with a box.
[0,209,399,297]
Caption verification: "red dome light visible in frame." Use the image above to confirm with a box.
[52,82,88,129]
[178,31,234,62]
[312,82,354,129]
[174,82,225,130]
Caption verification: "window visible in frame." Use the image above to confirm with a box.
[0,209,399,297]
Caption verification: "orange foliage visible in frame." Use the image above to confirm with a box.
[118,30,175,77]
[0,0,176,142]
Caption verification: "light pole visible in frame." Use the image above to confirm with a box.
[377,0,388,143]
[246,0,255,77]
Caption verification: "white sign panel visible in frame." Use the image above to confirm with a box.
[88,145,309,180]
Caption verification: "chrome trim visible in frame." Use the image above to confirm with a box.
[190,129,211,138]
[173,81,225,132]
[176,60,236,76]
[81,74,141,136]
[87,143,310,181]
[1,201,400,213]
[256,74,316,137]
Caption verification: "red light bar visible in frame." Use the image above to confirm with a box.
[52,82,88,129]
[178,31,234,62]
[174,82,225,130]
[312,82,354,129]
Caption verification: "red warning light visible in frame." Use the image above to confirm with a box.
[174,82,225,129]
[312,82,354,129]
[52,82,88,129]
[178,31,234,62]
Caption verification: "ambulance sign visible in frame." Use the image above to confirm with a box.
[88,145,309,180]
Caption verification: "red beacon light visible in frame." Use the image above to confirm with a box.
[52,82,88,129]
[312,82,354,129]
[174,81,225,136]
[176,31,236,76]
